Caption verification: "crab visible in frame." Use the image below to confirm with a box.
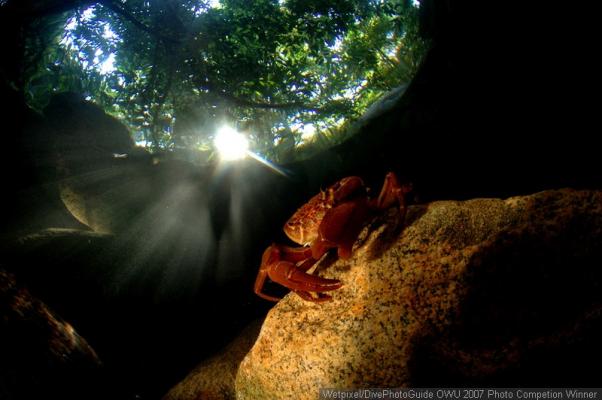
[254,172,411,303]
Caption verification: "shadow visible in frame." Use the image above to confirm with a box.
[365,205,429,261]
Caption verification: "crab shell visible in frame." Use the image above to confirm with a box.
[283,176,366,246]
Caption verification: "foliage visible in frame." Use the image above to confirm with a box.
[19,0,428,163]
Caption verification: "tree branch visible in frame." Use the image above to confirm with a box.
[220,92,319,111]
[376,48,398,69]
[1,0,179,45]
[2,0,97,20]
[98,0,180,44]
[201,83,322,113]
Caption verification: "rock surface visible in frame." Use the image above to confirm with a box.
[163,319,263,400]
[0,269,104,399]
[236,189,602,398]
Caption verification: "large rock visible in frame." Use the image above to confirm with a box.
[0,227,267,399]
[0,269,104,399]
[236,189,602,398]
[164,319,263,400]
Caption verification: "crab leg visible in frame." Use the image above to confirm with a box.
[277,244,314,264]
[373,172,412,215]
[294,290,335,303]
[254,268,283,302]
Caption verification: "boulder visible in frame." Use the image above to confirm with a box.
[164,319,263,400]
[0,269,104,399]
[1,227,267,399]
[236,189,602,398]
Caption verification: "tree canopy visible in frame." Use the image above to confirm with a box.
[9,0,427,163]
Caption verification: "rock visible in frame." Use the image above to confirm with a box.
[45,92,136,164]
[236,189,602,398]
[0,226,265,399]
[164,319,263,400]
[42,93,156,234]
[58,157,165,233]
[0,269,105,399]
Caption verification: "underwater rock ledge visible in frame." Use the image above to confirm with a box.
[235,189,602,399]
[0,269,103,399]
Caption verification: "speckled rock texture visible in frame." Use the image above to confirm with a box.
[164,319,263,400]
[236,189,602,399]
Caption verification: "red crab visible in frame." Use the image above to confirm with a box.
[254,172,411,303]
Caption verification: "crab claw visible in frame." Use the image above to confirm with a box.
[269,261,342,294]
[314,199,371,260]
[254,244,343,302]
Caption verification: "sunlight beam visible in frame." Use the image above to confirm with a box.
[214,126,249,161]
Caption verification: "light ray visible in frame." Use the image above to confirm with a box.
[246,151,289,177]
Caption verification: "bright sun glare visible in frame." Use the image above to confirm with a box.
[214,126,249,161]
